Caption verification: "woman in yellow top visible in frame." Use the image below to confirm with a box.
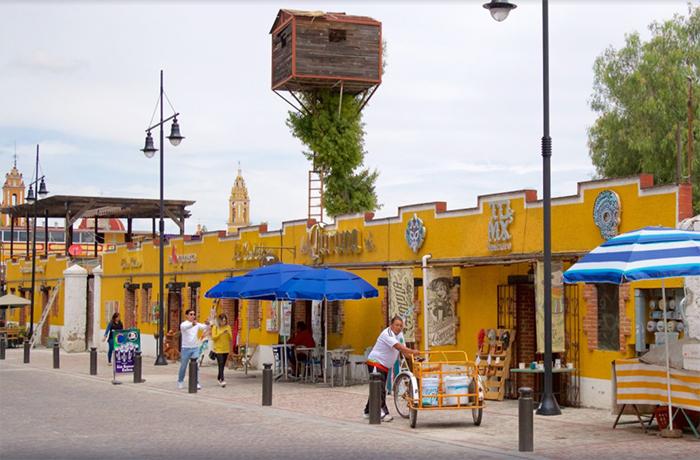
[211,314,233,387]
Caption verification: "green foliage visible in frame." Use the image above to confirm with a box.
[286,89,380,218]
[589,8,700,213]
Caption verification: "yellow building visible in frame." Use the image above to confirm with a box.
[3,174,693,408]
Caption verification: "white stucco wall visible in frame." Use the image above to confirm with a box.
[61,264,87,352]
[579,376,613,410]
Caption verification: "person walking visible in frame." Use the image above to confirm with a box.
[103,312,124,365]
[177,309,210,390]
[363,316,421,421]
[211,314,232,387]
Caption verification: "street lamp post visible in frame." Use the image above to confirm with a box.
[483,0,561,415]
[26,144,49,340]
[141,70,184,366]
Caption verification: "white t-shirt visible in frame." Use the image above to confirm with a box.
[367,327,405,370]
[180,320,208,349]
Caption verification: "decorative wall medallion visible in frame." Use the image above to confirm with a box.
[405,213,426,253]
[487,200,514,252]
[593,190,621,240]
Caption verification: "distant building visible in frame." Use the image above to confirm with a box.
[2,159,26,227]
[227,165,250,234]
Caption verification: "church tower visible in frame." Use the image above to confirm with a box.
[227,165,250,234]
[2,155,26,227]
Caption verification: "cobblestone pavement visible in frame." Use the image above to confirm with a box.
[0,348,697,459]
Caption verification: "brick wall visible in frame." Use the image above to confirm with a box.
[678,183,693,221]
[582,283,631,353]
[124,288,136,329]
[515,284,535,390]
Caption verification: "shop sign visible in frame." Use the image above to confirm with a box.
[405,214,426,253]
[20,264,44,274]
[300,224,371,264]
[112,328,141,374]
[233,242,275,263]
[487,200,513,252]
[169,253,197,264]
[388,267,416,342]
[593,190,621,240]
[120,257,142,270]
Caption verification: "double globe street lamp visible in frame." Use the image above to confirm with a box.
[26,145,48,341]
[140,70,184,366]
[483,0,561,415]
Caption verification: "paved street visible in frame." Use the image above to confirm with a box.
[0,348,697,459]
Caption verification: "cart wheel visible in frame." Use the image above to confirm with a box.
[409,408,417,428]
[393,372,413,419]
[469,379,483,426]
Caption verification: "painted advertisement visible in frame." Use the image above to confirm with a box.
[536,261,566,353]
[388,267,415,342]
[426,267,458,346]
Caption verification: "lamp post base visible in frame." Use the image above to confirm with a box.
[536,393,561,416]
[155,354,168,366]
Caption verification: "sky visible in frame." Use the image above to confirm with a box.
[0,0,693,234]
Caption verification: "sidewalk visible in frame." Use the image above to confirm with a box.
[1,347,697,458]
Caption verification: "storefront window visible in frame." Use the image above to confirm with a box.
[597,284,619,350]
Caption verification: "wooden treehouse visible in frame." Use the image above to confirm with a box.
[270,9,383,225]
[270,9,382,97]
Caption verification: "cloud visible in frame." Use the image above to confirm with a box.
[10,50,88,74]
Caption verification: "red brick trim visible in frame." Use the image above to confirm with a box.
[678,183,693,221]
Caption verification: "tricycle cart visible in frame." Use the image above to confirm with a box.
[393,350,484,428]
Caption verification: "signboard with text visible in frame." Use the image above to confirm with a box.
[112,328,141,373]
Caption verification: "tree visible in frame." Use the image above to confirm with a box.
[286,89,380,218]
[589,8,700,213]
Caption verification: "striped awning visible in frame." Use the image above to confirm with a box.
[563,227,700,284]
[614,358,700,411]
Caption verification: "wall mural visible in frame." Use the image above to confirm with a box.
[426,267,458,346]
[388,267,415,342]
[405,213,426,253]
[593,190,621,240]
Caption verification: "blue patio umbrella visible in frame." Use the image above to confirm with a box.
[277,267,379,301]
[563,226,700,432]
[205,263,311,299]
[204,263,311,378]
[277,267,379,384]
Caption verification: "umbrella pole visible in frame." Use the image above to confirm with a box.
[324,299,328,385]
[245,301,251,376]
[661,281,675,433]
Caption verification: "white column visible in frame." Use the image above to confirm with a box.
[92,265,103,350]
[61,264,88,352]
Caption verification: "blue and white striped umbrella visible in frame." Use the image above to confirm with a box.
[562,227,700,284]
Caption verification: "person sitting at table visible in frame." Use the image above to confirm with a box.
[288,321,315,375]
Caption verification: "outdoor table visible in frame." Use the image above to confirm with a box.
[510,367,576,406]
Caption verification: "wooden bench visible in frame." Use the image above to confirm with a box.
[0,328,22,348]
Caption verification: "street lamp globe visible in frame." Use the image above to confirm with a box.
[26,184,35,203]
[141,131,157,158]
[483,1,517,22]
[38,178,48,198]
[167,117,184,147]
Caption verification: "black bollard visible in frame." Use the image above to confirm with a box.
[133,351,145,383]
[23,340,30,364]
[0,335,6,360]
[262,363,273,406]
[89,347,97,375]
[369,371,382,425]
[53,343,60,369]
[519,387,534,452]
[188,357,198,394]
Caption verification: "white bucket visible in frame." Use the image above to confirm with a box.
[444,375,471,406]
[421,377,439,406]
